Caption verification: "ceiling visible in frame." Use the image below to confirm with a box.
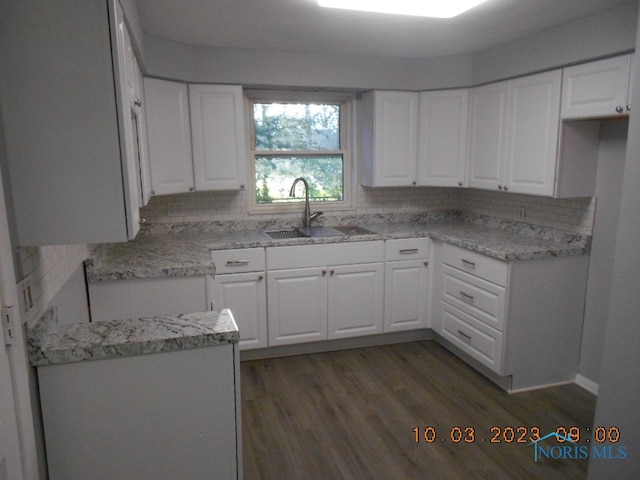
[136,0,633,58]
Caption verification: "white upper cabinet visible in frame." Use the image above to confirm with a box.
[113,2,142,236]
[133,61,152,206]
[417,90,469,187]
[361,91,419,187]
[561,55,632,119]
[504,70,561,196]
[468,70,565,197]
[144,78,195,195]
[189,84,248,191]
[467,81,510,191]
[0,0,144,244]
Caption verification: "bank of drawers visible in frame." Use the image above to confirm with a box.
[440,243,509,373]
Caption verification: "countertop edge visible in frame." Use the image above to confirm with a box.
[28,309,240,367]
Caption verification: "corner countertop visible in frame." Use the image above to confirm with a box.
[85,212,591,282]
[27,307,239,367]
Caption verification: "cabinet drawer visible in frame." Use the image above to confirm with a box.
[441,303,503,374]
[211,248,265,274]
[385,238,429,261]
[442,265,506,332]
[442,243,508,286]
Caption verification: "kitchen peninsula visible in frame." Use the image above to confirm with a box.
[27,308,242,480]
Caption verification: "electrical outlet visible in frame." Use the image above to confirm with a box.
[167,203,183,217]
[515,207,526,221]
[17,276,35,316]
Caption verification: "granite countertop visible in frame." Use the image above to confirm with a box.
[27,307,239,366]
[85,212,591,282]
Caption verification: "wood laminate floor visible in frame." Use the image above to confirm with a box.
[241,340,596,479]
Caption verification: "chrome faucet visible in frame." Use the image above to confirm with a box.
[289,177,322,228]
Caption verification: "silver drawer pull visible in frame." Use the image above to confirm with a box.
[459,291,474,301]
[461,258,476,268]
[399,248,419,255]
[226,260,250,266]
[457,330,472,341]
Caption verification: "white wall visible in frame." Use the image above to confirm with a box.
[472,1,639,85]
[579,120,628,386]
[143,35,473,90]
[588,14,640,477]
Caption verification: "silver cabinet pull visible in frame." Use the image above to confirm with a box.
[258,274,264,281]
[399,248,419,255]
[322,269,327,276]
[459,291,474,301]
[457,330,472,341]
[461,258,476,268]
[226,260,250,266]
[423,261,429,267]
[616,105,624,113]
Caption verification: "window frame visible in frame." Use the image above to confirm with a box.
[245,89,355,214]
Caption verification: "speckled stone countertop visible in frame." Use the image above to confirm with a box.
[85,212,591,282]
[27,307,239,366]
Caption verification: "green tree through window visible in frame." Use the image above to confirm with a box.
[252,102,345,205]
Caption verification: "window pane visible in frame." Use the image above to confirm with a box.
[255,155,344,204]
[253,103,340,151]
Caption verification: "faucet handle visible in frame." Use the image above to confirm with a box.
[310,211,324,221]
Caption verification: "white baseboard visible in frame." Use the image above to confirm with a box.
[575,374,599,395]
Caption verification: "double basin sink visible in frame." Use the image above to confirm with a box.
[263,225,375,240]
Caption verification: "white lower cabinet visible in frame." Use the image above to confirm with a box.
[384,238,430,332]
[266,242,385,346]
[212,273,267,350]
[328,263,384,339]
[210,248,267,350]
[267,267,329,346]
[38,343,241,480]
[432,241,589,391]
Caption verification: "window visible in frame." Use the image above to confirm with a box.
[247,91,353,212]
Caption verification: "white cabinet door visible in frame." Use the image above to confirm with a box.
[133,62,152,206]
[190,85,248,191]
[561,55,631,119]
[467,81,510,191]
[361,91,419,187]
[144,78,195,195]
[113,2,141,240]
[384,260,429,332]
[212,273,267,350]
[504,70,561,196]
[328,263,384,339]
[417,90,468,187]
[267,268,328,346]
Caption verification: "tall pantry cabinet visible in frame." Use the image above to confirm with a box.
[0,0,147,245]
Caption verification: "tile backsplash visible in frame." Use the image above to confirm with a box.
[140,185,595,235]
[17,244,93,324]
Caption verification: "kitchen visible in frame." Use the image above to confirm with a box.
[1,0,640,478]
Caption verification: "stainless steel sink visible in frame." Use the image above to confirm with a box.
[263,225,375,240]
[262,229,308,240]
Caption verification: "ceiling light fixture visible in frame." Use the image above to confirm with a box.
[317,0,488,18]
